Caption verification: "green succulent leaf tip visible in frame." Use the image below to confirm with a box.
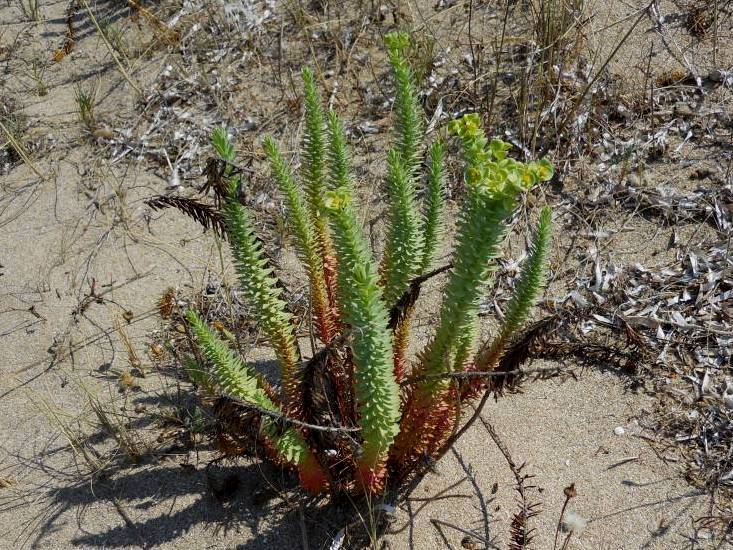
[262,135,317,259]
[186,310,270,407]
[326,110,352,191]
[212,127,235,162]
[384,30,410,52]
[301,67,328,210]
[384,31,423,172]
[300,73,340,321]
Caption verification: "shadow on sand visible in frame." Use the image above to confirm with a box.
[21,455,386,549]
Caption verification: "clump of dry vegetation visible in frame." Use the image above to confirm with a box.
[0,96,26,173]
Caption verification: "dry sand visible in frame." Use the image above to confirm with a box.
[1,0,728,548]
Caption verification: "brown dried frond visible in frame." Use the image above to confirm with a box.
[685,4,713,37]
[508,464,541,550]
[509,503,540,549]
[488,307,646,395]
[157,287,177,318]
[388,279,422,330]
[302,340,357,479]
[200,158,232,204]
[212,396,282,463]
[303,343,354,426]
[146,195,227,238]
[387,263,453,330]
[475,417,541,550]
[489,314,566,394]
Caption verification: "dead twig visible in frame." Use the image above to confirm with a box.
[478,418,541,550]
[226,395,361,433]
[402,364,569,386]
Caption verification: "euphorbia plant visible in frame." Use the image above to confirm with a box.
[163,32,554,496]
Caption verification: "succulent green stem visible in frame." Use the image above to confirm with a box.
[418,140,445,274]
[186,310,328,492]
[263,136,335,343]
[323,187,400,492]
[380,150,424,306]
[220,183,303,419]
[475,206,553,372]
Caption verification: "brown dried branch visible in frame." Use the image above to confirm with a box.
[225,393,360,433]
[485,310,644,395]
[401,364,568,386]
[388,262,453,330]
[478,418,540,550]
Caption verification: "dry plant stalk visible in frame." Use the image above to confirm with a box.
[0,118,44,179]
[78,0,142,95]
[115,317,143,376]
[127,0,180,45]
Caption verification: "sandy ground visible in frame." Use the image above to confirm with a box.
[1,0,730,548]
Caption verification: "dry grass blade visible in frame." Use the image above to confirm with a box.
[78,0,141,95]
[533,0,585,78]
[88,396,146,463]
[33,393,105,474]
[115,318,143,375]
[0,119,44,179]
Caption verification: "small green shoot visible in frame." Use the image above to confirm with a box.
[18,0,41,21]
[74,82,97,130]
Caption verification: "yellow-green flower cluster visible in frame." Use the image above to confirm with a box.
[384,31,410,52]
[323,187,352,211]
[448,114,554,203]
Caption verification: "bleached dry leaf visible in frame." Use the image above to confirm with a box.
[567,230,732,491]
